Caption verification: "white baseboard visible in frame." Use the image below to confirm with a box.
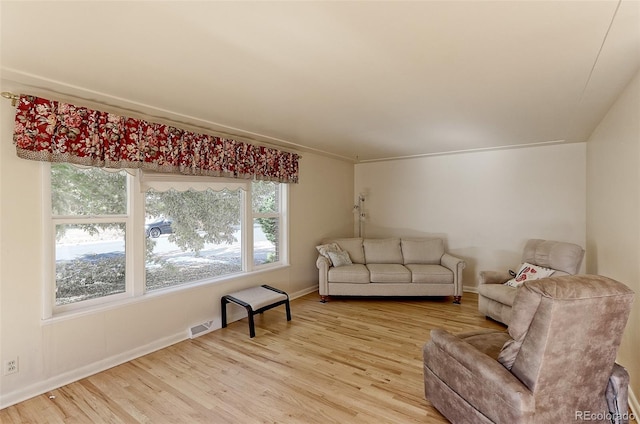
[290,284,320,299]
[463,286,478,294]
[630,386,639,421]
[0,331,186,410]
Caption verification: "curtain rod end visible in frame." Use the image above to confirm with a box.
[1,92,19,106]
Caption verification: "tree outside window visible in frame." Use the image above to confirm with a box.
[52,164,128,305]
[144,189,243,291]
[252,181,280,265]
[50,164,286,309]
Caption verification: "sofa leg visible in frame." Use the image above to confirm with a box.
[453,296,461,304]
[320,295,329,303]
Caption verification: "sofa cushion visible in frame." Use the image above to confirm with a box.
[366,264,411,283]
[328,264,370,284]
[406,264,453,284]
[478,284,518,307]
[458,329,512,360]
[332,238,365,264]
[401,238,444,264]
[363,238,403,264]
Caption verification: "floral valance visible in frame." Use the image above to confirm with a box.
[12,95,299,183]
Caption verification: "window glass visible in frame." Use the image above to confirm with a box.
[252,181,280,266]
[55,223,126,305]
[252,181,279,213]
[51,164,127,215]
[51,164,128,306]
[144,189,243,291]
[253,217,279,265]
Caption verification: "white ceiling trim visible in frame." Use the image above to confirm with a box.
[356,139,570,164]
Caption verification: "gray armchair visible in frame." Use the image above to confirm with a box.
[478,239,585,325]
[423,275,634,423]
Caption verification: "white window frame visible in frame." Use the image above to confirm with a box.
[43,164,289,319]
[44,165,134,317]
[141,174,249,292]
[251,183,288,270]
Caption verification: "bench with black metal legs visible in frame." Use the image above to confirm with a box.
[221,285,291,338]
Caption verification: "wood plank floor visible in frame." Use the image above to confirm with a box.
[1,292,505,423]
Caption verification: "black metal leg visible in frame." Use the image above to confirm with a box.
[246,306,256,338]
[285,300,291,321]
[221,297,229,328]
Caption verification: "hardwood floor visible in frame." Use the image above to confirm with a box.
[1,292,505,423]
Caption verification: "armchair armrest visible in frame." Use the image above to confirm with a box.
[425,329,534,421]
[479,270,512,285]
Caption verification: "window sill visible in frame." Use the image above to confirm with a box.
[43,263,290,324]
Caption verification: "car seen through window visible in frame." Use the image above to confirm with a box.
[145,218,173,238]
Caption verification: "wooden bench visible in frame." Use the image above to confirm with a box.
[221,285,291,338]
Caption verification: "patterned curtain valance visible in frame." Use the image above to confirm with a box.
[12,95,300,183]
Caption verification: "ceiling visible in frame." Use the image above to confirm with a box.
[1,1,639,162]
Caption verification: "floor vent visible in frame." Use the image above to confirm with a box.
[189,320,214,339]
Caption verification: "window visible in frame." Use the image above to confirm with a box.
[252,181,282,265]
[51,164,129,307]
[144,188,243,291]
[48,164,287,315]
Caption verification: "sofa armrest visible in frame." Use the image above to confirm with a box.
[317,255,331,296]
[316,255,330,270]
[425,329,534,420]
[441,253,466,297]
[479,270,512,285]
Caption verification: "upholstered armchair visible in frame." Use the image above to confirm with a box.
[423,275,634,424]
[478,239,584,325]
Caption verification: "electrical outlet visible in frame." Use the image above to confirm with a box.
[4,358,18,375]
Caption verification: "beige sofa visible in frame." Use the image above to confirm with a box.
[316,237,465,303]
[478,239,585,325]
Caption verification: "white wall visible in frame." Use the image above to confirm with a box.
[355,142,586,289]
[0,82,354,407]
[586,69,640,408]
[289,153,355,285]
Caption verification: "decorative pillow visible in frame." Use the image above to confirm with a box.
[504,262,555,288]
[327,250,353,267]
[316,243,342,265]
[331,238,365,264]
